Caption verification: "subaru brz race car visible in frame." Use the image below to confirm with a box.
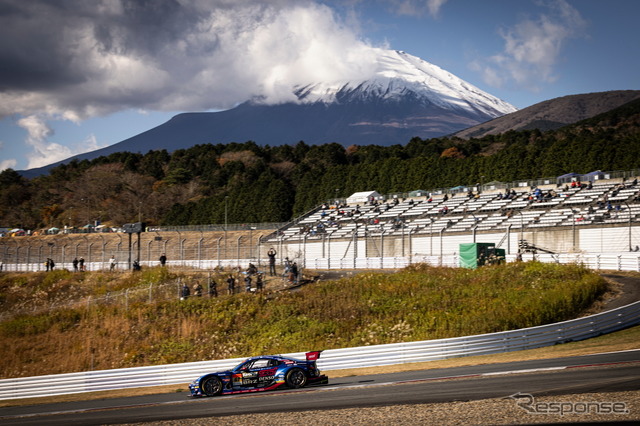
[189,351,328,397]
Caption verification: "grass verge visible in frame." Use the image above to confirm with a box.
[2,324,638,408]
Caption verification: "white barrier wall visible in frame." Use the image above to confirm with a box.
[1,299,638,401]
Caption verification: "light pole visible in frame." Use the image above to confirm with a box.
[571,209,578,252]
[624,201,632,251]
[224,196,229,259]
[514,210,524,253]
[470,212,478,243]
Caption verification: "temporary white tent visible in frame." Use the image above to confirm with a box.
[346,191,382,205]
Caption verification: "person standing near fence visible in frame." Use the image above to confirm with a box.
[226,275,235,295]
[72,257,79,272]
[78,257,85,271]
[255,273,264,292]
[159,253,167,267]
[109,256,116,271]
[181,283,190,300]
[208,280,218,298]
[244,274,252,293]
[267,248,277,276]
[193,281,203,297]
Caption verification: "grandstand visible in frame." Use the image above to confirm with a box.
[263,172,640,259]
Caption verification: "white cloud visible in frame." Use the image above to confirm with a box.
[473,0,587,91]
[427,0,449,17]
[0,1,379,121]
[387,0,449,18]
[17,115,106,169]
[0,157,17,172]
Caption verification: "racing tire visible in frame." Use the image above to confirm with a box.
[201,376,223,396]
[285,368,307,389]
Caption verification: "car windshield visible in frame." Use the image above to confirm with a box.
[233,358,281,371]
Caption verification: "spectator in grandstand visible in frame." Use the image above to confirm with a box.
[72,257,79,272]
[159,253,167,267]
[193,281,203,297]
[208,280,218,298]
[181,283,190,300]
[267,248,277,276]
[227,275,236,294]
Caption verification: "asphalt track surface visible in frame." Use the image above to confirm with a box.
[1,350,639,425]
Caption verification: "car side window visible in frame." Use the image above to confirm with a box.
[250,359,271,369]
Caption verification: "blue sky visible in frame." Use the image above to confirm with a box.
[0,0,638,172]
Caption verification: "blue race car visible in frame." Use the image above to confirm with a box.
[189,351,328,397]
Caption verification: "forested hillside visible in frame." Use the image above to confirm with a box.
[2,98,640,230]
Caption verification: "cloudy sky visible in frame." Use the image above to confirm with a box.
[0,0,638,172]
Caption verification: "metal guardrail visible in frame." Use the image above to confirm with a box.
[1,299,639,401]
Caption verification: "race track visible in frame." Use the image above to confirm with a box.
[1,350,639,425]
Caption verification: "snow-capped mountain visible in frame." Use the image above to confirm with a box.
[22,49,517,177]
[290,50,516,117]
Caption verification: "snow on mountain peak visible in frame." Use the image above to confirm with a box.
[278,49,516,117]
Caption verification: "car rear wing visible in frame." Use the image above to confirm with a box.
[305,351,322,362]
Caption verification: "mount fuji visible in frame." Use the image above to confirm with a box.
[23,50,516,176]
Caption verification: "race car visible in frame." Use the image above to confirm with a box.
[189,351,328,397]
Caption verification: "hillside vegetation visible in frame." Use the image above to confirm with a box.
[2,97,640,230]
[0,262,608,378]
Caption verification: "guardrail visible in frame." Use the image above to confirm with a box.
[1,299,639,401]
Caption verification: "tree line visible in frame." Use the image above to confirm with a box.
[1,98,640,230]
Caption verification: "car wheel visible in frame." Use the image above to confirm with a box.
[201,376,223,396]
[285,368,307,389]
